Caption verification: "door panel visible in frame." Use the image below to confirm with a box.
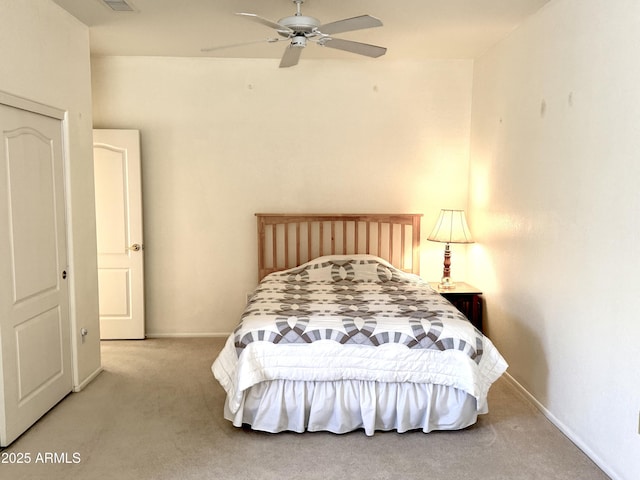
[16,307,64,402]
[93,129,144,339]
[97,268,131,316]
[0,102,72,447]
[7,128,59,302]
[94,146,127,253]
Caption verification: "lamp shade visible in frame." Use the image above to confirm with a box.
[427,209,474,244]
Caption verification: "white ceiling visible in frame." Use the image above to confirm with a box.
[52,0,551,61]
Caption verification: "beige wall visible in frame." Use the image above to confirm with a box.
[0,1,100,387]
[91,56,475,336]
[469,0,640,479]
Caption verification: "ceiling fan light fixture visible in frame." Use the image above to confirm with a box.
[290,36,307,48]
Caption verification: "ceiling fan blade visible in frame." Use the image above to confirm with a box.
[318,15,383,35]
[321,38,387,58]
[279,44,303,68]
[201,38,281,53]
[236,13,292,34]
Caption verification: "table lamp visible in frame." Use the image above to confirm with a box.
[427,209,474,289]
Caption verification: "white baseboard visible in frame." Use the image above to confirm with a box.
[144,332,229,338]
[72,366,103,392]
[503,372,619,480]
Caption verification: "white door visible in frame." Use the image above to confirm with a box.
[0,102,72,447]
[93,129,144,339]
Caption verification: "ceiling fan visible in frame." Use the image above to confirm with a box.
[202,0,387,68]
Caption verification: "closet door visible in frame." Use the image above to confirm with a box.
[0,100,72,446]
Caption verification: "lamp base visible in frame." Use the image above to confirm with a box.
[438,277,456,289]
[439,244,455,289]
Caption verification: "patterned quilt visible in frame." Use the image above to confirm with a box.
[212,255,507,414]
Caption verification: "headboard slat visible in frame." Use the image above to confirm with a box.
[271,225,277,272]
[256,213,423,281]
[342,221,347,254]
[295,222,301,267]
[401,224,406,271]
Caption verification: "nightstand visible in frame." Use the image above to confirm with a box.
[429,282,483,333]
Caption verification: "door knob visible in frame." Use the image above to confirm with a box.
[128,243,142,252]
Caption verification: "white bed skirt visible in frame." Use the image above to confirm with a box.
[224,380,483,436]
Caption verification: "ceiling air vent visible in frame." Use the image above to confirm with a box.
[101,0,135,12]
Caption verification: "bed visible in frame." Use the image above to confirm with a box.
[212,213,507,435]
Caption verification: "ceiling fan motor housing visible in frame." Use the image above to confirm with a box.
[278,15,321,34]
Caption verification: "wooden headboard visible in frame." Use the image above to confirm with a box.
[256,213,423,281]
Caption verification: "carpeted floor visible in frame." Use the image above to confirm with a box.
[0,338,609,480]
